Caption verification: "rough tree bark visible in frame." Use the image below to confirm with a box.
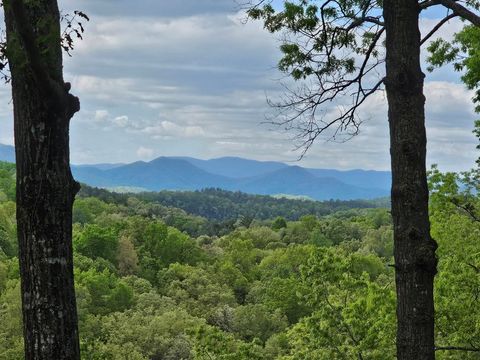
[384,1,437,359]
[4,0,81,358]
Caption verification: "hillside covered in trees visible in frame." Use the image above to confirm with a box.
[0,161,479,359]
[78,185,388,224]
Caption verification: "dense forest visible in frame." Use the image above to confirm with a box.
[0,161,478,359]
[78,186,388,232]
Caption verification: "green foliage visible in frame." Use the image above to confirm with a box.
[74,224,119,264]
[73,197,115,224]
[428,26,480,111]
[193,325,265,360]
[357,226,393,258]
[0,163,15,202]
[116,235,139,276]
[232,304,288,343]
[75,268,133,315]
[79,185,385,224]
[159,263,236,319]
[245,0,387,144]
[284,247,396,359]
[2,161,480,359]
[272,216,287,230]
[143,222,203,267]
[428,161,480,358]
[0,202,17,258]
[247,0,377,81]
[0,280,23,360]
[80,293,201,360]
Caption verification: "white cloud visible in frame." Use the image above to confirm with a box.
[136,146,154,160]
[113,115,129,128]
[0,136,14,146]
[94,110,109,122]
[0,3,473,170]
[144,121,205,139]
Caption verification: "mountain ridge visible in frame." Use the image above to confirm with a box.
[0,144,391,200]
[72,157,389,200]
[0,144,15,163]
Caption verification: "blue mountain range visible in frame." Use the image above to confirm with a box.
[0,144,15,163]
[0,144,391,200]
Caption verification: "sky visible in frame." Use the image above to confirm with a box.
[0,1,478,171]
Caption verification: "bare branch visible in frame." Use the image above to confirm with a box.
[8,0,80,116]
[419,0,440,10]
[421,13,458,45]
[436,346,480,352]
[246,0,387,157]
[467,263,480,273]
[437,0,480,26]
[346,16,385,31]
[451,199,480,222]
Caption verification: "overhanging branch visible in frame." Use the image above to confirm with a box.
[8,0,79,116]
[421,13,458,45]
[437,0,480,26]
[436,346,480,352]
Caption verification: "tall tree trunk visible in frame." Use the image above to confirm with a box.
[384,1,437,359]
[4,0,81,358]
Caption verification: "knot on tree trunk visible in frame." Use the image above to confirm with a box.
[47,79,80,120]
[72,180,81,197]
[385,67,425,96]
[408,227,438,275]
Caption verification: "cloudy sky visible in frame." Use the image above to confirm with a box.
[0,1,478,171]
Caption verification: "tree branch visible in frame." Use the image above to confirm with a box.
[436,346,480,352]
[419,0,439,10]
[346,16,384,31]
[8,0,79,116]
[246,0,385,157]
[451,199,480,222]
[421,13,458,45]
[437,0,480,26]
[9,0,54,93]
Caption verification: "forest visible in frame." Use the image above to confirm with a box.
[2,0,480,359]
[1,161,479,359]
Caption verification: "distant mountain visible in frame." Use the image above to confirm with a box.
[176,156,288,178]
[73,157,388,200]
[73,157,234,191]
[75,163,125,171]
[237,166,385,200]
[0,143,391,200]
[307,168,391,191]
[175,156,391,190]
[0,144,15,163]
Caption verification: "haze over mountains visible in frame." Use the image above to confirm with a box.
[0,144,391,200]
[0,144,15,163]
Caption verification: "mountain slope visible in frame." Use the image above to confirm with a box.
[74,159,387,200]
[80,185,388,222]
[177,156,288,178]
[307,168,391,191]
[237,166,385,200]
[73,157,234,191]
[2,143,391,200]
[0,144,15,163]
[176,156,391,190]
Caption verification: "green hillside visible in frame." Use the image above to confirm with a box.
[79,185,389,223]
[0,162,478,359]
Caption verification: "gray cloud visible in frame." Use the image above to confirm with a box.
[0,2,477,172]
[61,0,237,18]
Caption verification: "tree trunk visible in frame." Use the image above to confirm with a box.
[384,1,437,359]
[4,0,81,358]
